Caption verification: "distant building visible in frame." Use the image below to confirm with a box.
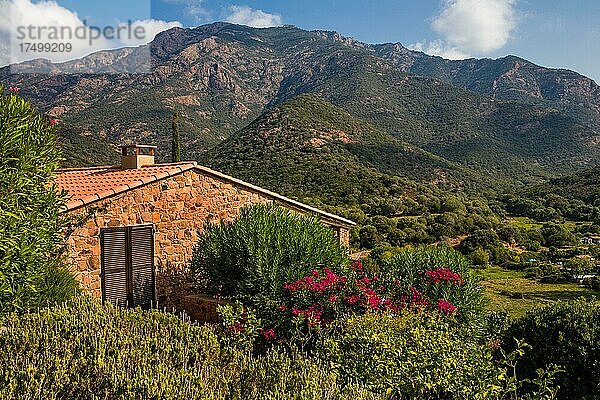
[56,145,354,315]
[581,236,600,245]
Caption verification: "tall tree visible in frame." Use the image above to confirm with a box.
[0,85,78,315]
[171,108,181,163]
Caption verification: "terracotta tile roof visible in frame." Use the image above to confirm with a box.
[56,162,355,228]
[56,162,197,210]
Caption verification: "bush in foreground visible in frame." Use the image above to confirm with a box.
[0,85,78,315]
[1,296,566,399]
[376,245,486,324]
[257,257,472,345]
[0,296,379,400]
[504,299,600,400]
[317,311,501,399]
[191,204,349,308]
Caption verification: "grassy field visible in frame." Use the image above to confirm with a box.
[475,266,599,318]
[507,217,543,230]
[507,216,585,231]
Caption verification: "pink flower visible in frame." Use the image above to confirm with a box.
[438,298,457,315]
[328,294,337,303]
[344,294,361,305]
[263,328,276,340]
[49,119,58,125]
[351,261,363,272]
[283,268,347,294]
[291,307,303,316]
[366,293,381,309]
[409,287,429,307]
[425,268,463,285]
[383,298,400,312]
[8,86,20,94]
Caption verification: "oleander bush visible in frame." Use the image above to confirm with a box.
[376,245,486,324]
[0,85,78,316]
[254,257,476,346]
[504,299,600,400]
[214,246,484,347]
[191,204,349,308]
[0,296,381,400]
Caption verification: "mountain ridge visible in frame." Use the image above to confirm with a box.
[1,22,598,186]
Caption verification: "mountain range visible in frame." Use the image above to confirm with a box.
[1,22,599,193]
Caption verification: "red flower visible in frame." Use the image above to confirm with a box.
[356,276,371,287]
[409,287,429,307]
[228,322,245,333]
[291,307,303,316]
[383,298,401,312]
[328,294,338,303]
[277,305,287,312]
[425,268,463,285]
[438,298,457,315]
[263,328,276,340]
[49,119,58,125]
[8,86,20,94]
[283,268,347,294]
[351,261,363,272]
[344,294,361,305]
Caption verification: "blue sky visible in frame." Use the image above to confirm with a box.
[3,1,599,82]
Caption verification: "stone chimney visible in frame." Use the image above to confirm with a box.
[120,145,156,169]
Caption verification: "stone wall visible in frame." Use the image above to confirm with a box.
[65,168,351,313]
[339,227,350,248]
[66,169,271,311]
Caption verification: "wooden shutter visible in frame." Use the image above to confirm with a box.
[100,228,129,307]
[130,225,155,308]
[100,225,155,308]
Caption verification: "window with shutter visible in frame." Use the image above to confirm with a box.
[100,224,155,308]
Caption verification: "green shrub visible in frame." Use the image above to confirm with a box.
[0,296,380,400]
[375,245,486,324]
[471,247,490,267]
[0,85,78,315]
[524,264,570,283]
[460,229,501,254]
[317,311,501,399]
[191,204,349,307]
[564,256,595,279]
[485,310,511,342]
[585,276,600,291]
[504,299,600,400]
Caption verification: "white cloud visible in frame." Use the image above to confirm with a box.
[0,0,181,67]
[163,0,211,23]
[118,19,184,46]
[431,0,518,54]
[225,5,282,28]
[409,0,518,60]
[410,40,470,60]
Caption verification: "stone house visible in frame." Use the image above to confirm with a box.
[57,145,354,314]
